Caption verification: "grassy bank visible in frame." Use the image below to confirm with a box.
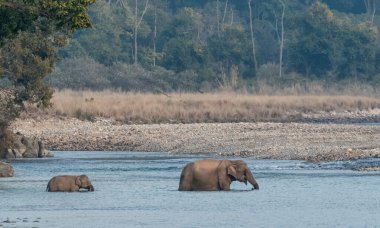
[31,90,380,124]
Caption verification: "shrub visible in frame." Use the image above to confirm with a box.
[46,57,111,90]
[108,63,177,92]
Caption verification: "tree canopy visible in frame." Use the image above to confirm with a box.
[0,0,94,132]
[45,0,380,92]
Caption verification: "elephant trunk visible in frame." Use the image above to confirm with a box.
[247,169,259,190]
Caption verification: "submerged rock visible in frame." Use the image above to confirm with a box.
[0,161,14,177]
[1,132,53,159]
[352,166,380,172]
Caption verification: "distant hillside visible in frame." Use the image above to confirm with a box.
[46,0,380,93]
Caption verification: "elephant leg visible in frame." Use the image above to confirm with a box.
[218,181,231,191]
[71,184,80,192]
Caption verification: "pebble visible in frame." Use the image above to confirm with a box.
[10,116,380,162]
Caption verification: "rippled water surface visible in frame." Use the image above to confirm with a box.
[1,151,380,227]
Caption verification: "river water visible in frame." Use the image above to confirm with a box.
[1,151,380,227]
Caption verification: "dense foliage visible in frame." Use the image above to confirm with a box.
[46,0,380,91]
[0,0,94,134]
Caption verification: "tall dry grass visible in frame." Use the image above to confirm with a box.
[36,90,380,123]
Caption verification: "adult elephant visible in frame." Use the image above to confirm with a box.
[46,175,94,192]
[178,159,259,191]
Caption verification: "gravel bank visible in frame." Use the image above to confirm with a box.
[11,117,380,162]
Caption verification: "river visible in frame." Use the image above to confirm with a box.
[1,151,380,227]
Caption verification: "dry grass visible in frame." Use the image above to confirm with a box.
[35,90,380,123]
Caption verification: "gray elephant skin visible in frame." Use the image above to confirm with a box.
[46,175,94,192]
[178,159,259,191]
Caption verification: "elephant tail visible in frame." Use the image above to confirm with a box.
[46,180,51,192]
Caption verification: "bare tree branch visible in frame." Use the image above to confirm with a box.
[133,0,149,65]
[279,0,285,78]
[222,0,229,26]
[248,0,258,72]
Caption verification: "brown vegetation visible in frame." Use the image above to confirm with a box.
[25,90,380,124]
[13,90,380,161]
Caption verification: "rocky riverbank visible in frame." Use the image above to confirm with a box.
[10,116,380,162]
[0,161,14,177]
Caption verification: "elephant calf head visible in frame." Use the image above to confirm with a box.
[76,175,94,191]
[225,160,259,190]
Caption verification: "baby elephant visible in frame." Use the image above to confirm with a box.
[46,175,94,192]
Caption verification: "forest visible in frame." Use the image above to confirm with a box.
[2,0,380,95]
[41,0,380,93]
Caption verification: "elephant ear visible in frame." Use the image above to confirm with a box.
[217,160,233,190]
[227,165,238,179]
[75,176,82,186]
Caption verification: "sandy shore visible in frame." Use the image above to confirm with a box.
[10,116,380,162]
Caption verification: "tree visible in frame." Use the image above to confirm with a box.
[132,0,149,65]
[36,0,380,92]
[285,2,378,78]
[0,0,95,134]
[161,7,207,72]
[322,0,365,14]
[152,0,157,66]
[248,0,258,72]
[338,22,378,79]
[363,0,380,24]
[60,0,133,65]
[278,0,285,78]
[208,25,251,78]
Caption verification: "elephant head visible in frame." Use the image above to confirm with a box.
[75,175,94,191]
[220,160,259,190]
